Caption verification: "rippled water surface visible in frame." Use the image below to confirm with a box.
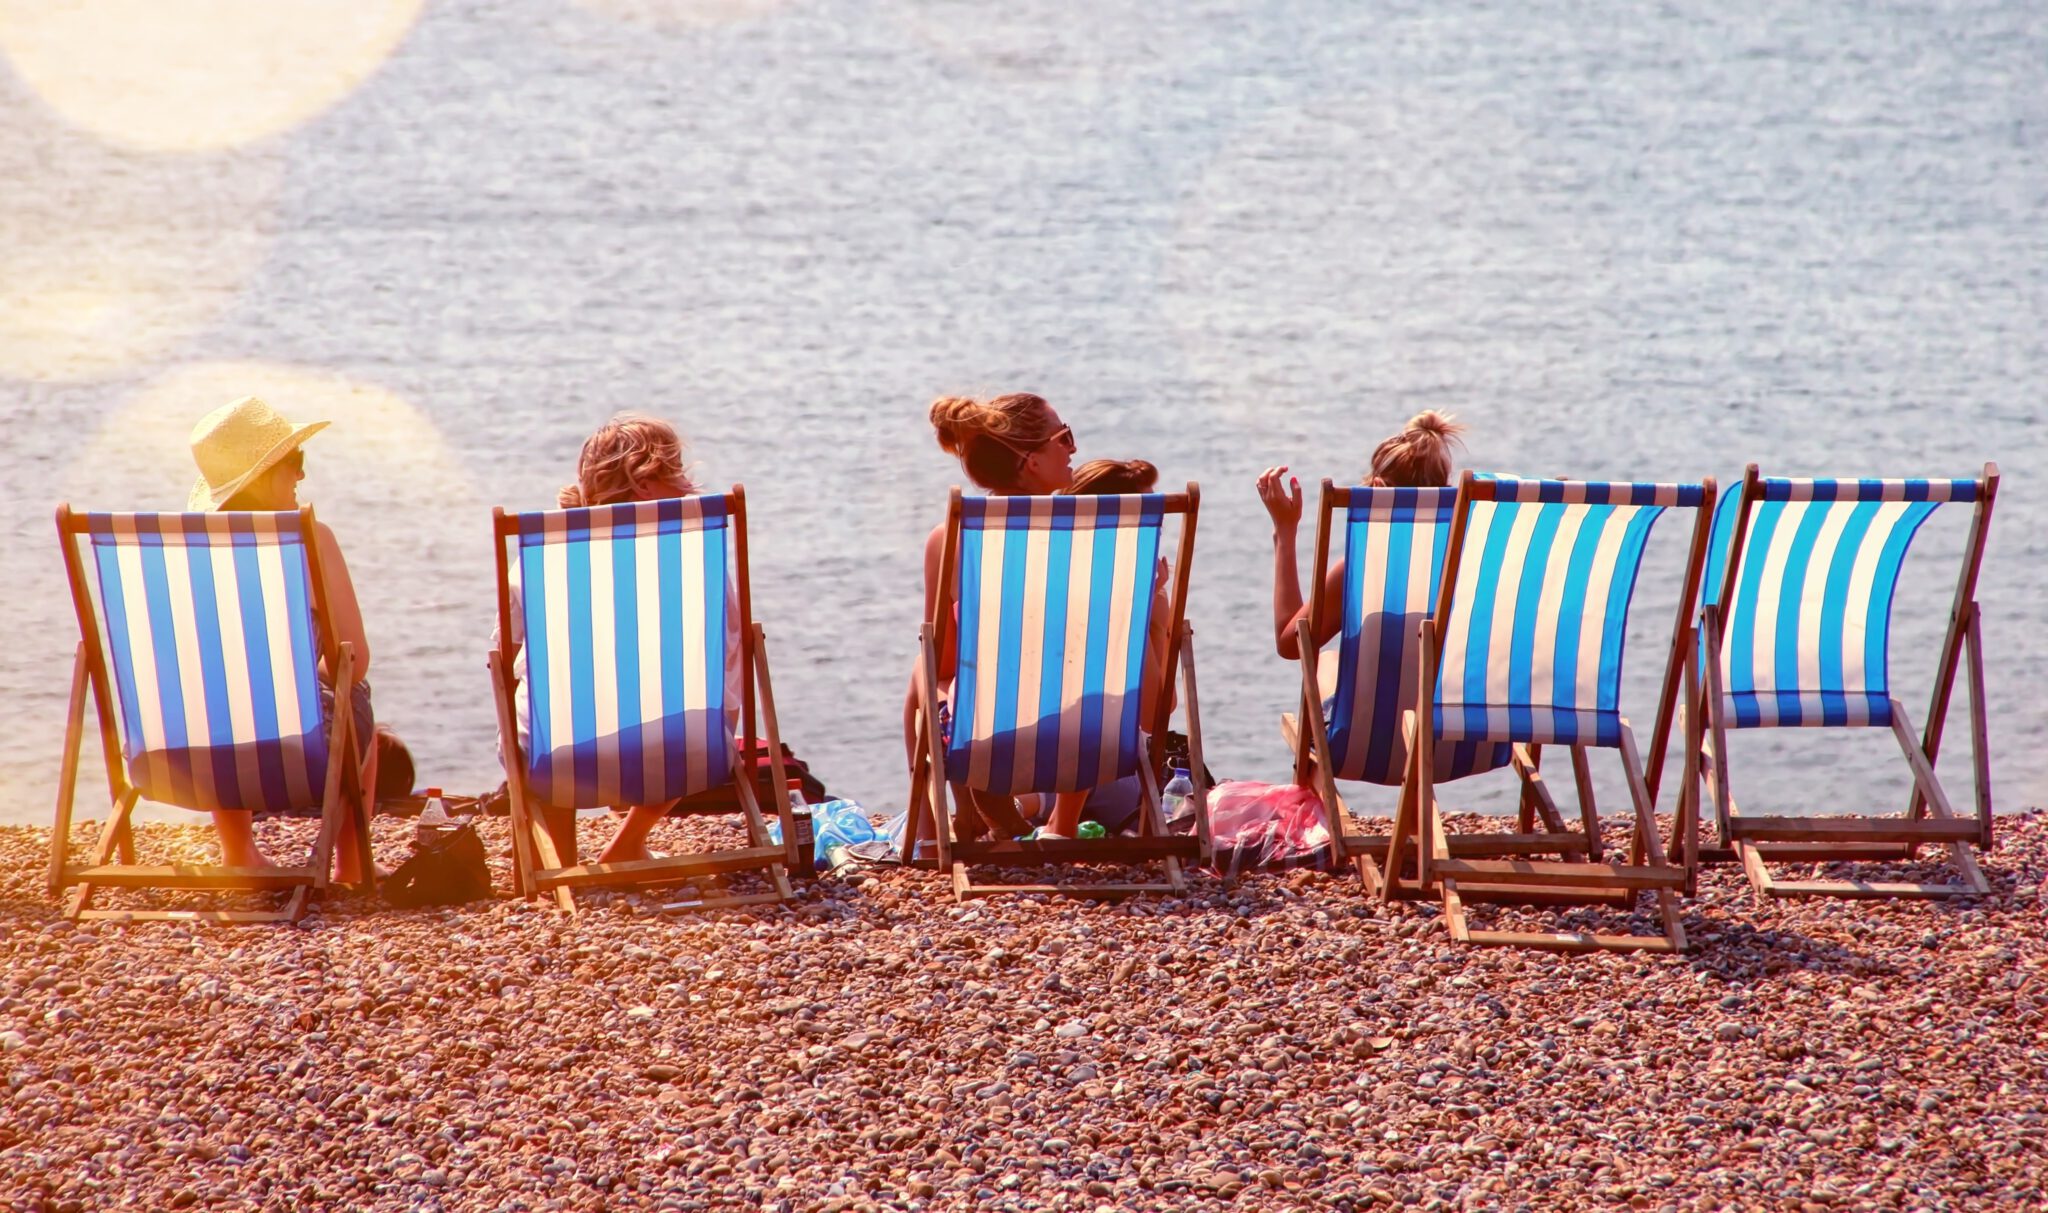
[2,0,2042,825]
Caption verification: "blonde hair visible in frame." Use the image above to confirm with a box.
[559,414,696,507]
[928,393,1059,492]
[1369,410,1466,488]
[1064,458,1157,496]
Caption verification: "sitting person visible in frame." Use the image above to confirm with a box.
[904,393,1077,841]
[494,414,738,865]
[1018,458,1178,838]
[186,397,379,886]
[1255,408,1466,664]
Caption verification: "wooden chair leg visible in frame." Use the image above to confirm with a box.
[488,650,544,900]
[1569,746,1602,863]
[68,788,139,920]
[1889,701,1990,895]
[49,647,90,899]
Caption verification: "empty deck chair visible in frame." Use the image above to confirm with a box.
[1284,481,1596,890]
[490,491,797,913]
[50,508,369,923]
[906,488,1211,898]
[1388,474,1716,951]
[1688,465,1998,900]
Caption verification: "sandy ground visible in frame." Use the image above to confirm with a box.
[3,812,2045,1212]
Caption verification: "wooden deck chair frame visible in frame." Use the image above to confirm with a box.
[490,486,797,914]
[1285,480,1636,895]
[50,506,370,924]
[902,485,1212,900]
[1682,463,1997,901]
[1380,474,1716,953]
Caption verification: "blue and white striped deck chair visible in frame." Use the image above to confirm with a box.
[1693,464,1999,900]
[1287,482,1562,882]
[1391,474,1716,952]
[910,488,1209,899]
[490,490,797,913]
[51,507,366,924]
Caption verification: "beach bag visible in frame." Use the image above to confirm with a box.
[382,822,494,907]
[1205,780,1334,876]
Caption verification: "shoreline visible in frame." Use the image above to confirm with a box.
[3,813,2044,1210]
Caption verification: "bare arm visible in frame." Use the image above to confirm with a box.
[904,523,950,768]
[313,522,371,677]
[1259,467,1344,661]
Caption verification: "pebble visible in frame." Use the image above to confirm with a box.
[4,811,2047,1212]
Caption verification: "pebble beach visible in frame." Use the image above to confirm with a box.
[4,812,2045,1212]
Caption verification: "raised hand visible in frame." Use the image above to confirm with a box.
[1256,465,1303,533]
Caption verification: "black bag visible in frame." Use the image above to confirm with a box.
[382,823,494,907]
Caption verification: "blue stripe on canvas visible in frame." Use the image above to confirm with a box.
[1725,499,1785,727]
[1031,517,1075,788]
[1770,503,1830,726]
[947,527,984,778]
[609,526,643,803]
[519,541,554,787]
[1815,501,1878,725]
[228,521,291,812]
[986,504,1031,791]
[1597,507,1664,730]
[1074,507,1119,786]
[563,518,597,802]
[1505,504,1564,741]
[181,537,242,805]
[1355,507,1410,783]
[1119,518,1162,768]
[701,513,731,792]
[656,508,687,802]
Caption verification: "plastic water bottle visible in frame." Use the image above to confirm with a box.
[415,787,453,848]
[1161,768,1195,826]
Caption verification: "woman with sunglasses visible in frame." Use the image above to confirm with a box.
[904,393,1079,842]
[186,396,379,886]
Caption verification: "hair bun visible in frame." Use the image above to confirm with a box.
[1406,410,1465,440]
[928,396,985,456]
[557,484,587,508]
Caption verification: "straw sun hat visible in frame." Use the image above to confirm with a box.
[187,396,329,511]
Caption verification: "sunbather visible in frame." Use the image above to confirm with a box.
[1256,410,1467,662]
[903,393,1078,840]
[186,397,378,885]
[494,414,740,865]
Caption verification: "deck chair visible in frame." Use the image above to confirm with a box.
[50,508,369,923]
[1686,465,1998,900]
[489,490,797,913]
[905,488,1212,899]
[1387,474,1715,952]
[1284,481,1625,890]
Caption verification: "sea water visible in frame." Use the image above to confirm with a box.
[0,0,2041,825]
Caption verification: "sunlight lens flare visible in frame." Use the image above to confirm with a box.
[0,0,424,152]
[71,362,480,527]
[0,99,280,380]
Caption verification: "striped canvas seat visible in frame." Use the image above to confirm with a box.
[1435,479,1705,748]
[83,512,330,814]
[947,493,1164,795]
[1703,477,1978,730]
[1324,486,1512,785]
[512,497,739,810]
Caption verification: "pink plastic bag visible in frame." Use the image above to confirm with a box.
[1205,780,1332,871]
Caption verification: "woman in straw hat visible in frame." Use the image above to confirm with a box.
[187,396,378,886]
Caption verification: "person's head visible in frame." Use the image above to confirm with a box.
[1367,410,1467,488]
[1063,458,1158,496]
[928,393,1076,494]
[188,395,328,512]
[559,414,696,507]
